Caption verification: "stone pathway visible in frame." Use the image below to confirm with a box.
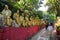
[30,28,57,40]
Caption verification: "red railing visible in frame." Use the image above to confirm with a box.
[0,25,44,40]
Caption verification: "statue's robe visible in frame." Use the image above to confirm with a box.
[2,9,12,26]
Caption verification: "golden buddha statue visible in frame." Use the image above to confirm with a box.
[25,14,29,26]
[20,13,24,25]
[13,10,20,25]
[2,5,12,26]
[25,15,29,21]
[35,15,40,25]
[54,18,60,30]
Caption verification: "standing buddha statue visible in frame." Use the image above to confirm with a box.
[25,14,29,27]
[13,10,20,26]
[20,13,24,26]
[2,5,12,26]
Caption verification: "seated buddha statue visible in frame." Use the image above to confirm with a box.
[13,10,20,26]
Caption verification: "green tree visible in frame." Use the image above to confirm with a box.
[0,0,44,13]
[0,0,44,19]
[46,0,60,16]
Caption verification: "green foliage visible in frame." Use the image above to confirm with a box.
[48,14,56,20]
[0,0,44,19]
[37,11,43,19]
[48,13,56,23]
[46,0,60,16]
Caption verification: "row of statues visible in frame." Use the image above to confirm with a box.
[0,5,45,27]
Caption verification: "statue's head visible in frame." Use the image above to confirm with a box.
[4,5,8,10]
[17,10,19,13]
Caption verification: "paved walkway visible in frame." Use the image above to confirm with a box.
[30,28,57,40]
